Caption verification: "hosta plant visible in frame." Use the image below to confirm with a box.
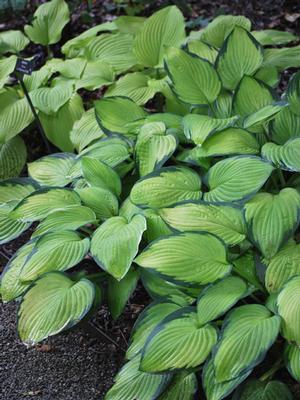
[1,4,300,400]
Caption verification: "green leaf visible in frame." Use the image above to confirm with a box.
[0,178,38,204]
[252,29,297,46]
[0,241,36,302]
[18,272,95,345]
[160,202,246,246]
[30,83,73,115]
[32,205,96,238]
[204,156,273,203]
[244,188,300,259]
[263,45,300,70]
[203,357,252,400]
[131,167,202,209]
[233,76,274,117]
[197,276,248,325]
[262,138,300,172]
[0,202,30,244]
[187,40,218,63]
[0,55,17,89]
[28,153,75,187]
[285,343,300,382]
[105,354,172,400]
[234,379,293,400]
[213,304,281,382]
[287,71,300,116]
[0,30,29,53]
[23,64,52,91]
[70,109,105,152]
[158,372,197,400]
[133,6,185,68]
[75,60,115,91]
[165,47,221,105]
[76,187,119,220]
[94,96,147,136]
[91,214,146,280]
[212,91,233,118]
[216,27,263,90]
[126,298,184,360]
[277,275,300,344]
[24,0,70,46]
[271,106,300,144]
[0,136,27,179]
[141,308,217,372]
[242,103,283,130]
[10,188,81,222]
[85,33,137,74]
[255,66,279,88]
[135,122,177,177]
[18,230,90,282]
[135,232,231,286]
[200,15,251,48]
[233,252,264,291]
[182,114,237,145]
[81,157,121,196]
[108,269,139,320]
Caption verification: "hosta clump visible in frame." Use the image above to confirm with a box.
[1,3,300,399]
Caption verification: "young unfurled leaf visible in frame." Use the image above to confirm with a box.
[91,215,146,280]
[135,232,231,286]
[165,47,221,105]
[204,156,273,203]
[133,6,185,68]
[262,138,300,172]
[140,308,217,372]
[131,167,202,209]
[18,272,95,345]
[216,27,263,90]
[213,304,280,382]
[160,202,246,246]
[75,60,115,91]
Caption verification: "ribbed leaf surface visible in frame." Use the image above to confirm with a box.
[0,136,27,179]
[262,138,300,172]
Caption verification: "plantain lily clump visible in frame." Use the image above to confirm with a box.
[1,0,300,398]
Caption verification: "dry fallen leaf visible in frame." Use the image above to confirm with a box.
[285,13,300,22]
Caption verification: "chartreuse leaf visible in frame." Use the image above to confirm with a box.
[216,27,263,90]
[160,202,246,246]
[133,6,185,68]
[107,268,139,320]
[18,272,95,345]
[94,96,147,136]
[76,187,118,220]
[247,189,300,257]
[140,308,217,372]
[197,277,248,325]
[70,109,105,153]
[187,40,218,63]
[233,252,264,291]
[213,304,281,382]
[39,93,84,152]
[200,15,251,48]
[126,298,184,360]
[0,202,30,244]
[135,122,177,177]
[30,82,73,115]
[165,47,221,105]
[212,91,233,118]
[135,232,231,286]
[234,379,293,400]
[131,167,201,209]
[0,136,27,179]
[285,343,300,381]
[200,128,259,156]
[23,64,52,91]
[287,71,300,116]
[203,357,252,400]
[262,138,300,172]
[277,276,300,344]
[233,76,274,117]
[158,372,197,400]
[0,30,29,53]
[28,153,75,187]
[0,55,17,89]
[105,354,171,400]
[81,157,121,196]
[204,156,273,203]
[0,178,38,204]
[0,241,36,302]
[255,66,279,88]
[32,206,96,238]
[75,60,115,91]
[91,215,146,280]
[263,45,300,70]
[85,33,137,74]
[17,231,90,282]
[10,188,81,222]
[142,209,172,242]
[252,29,297,46]
[183,114,237,145]
[271,106,300,144]
[24,0,70,46]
